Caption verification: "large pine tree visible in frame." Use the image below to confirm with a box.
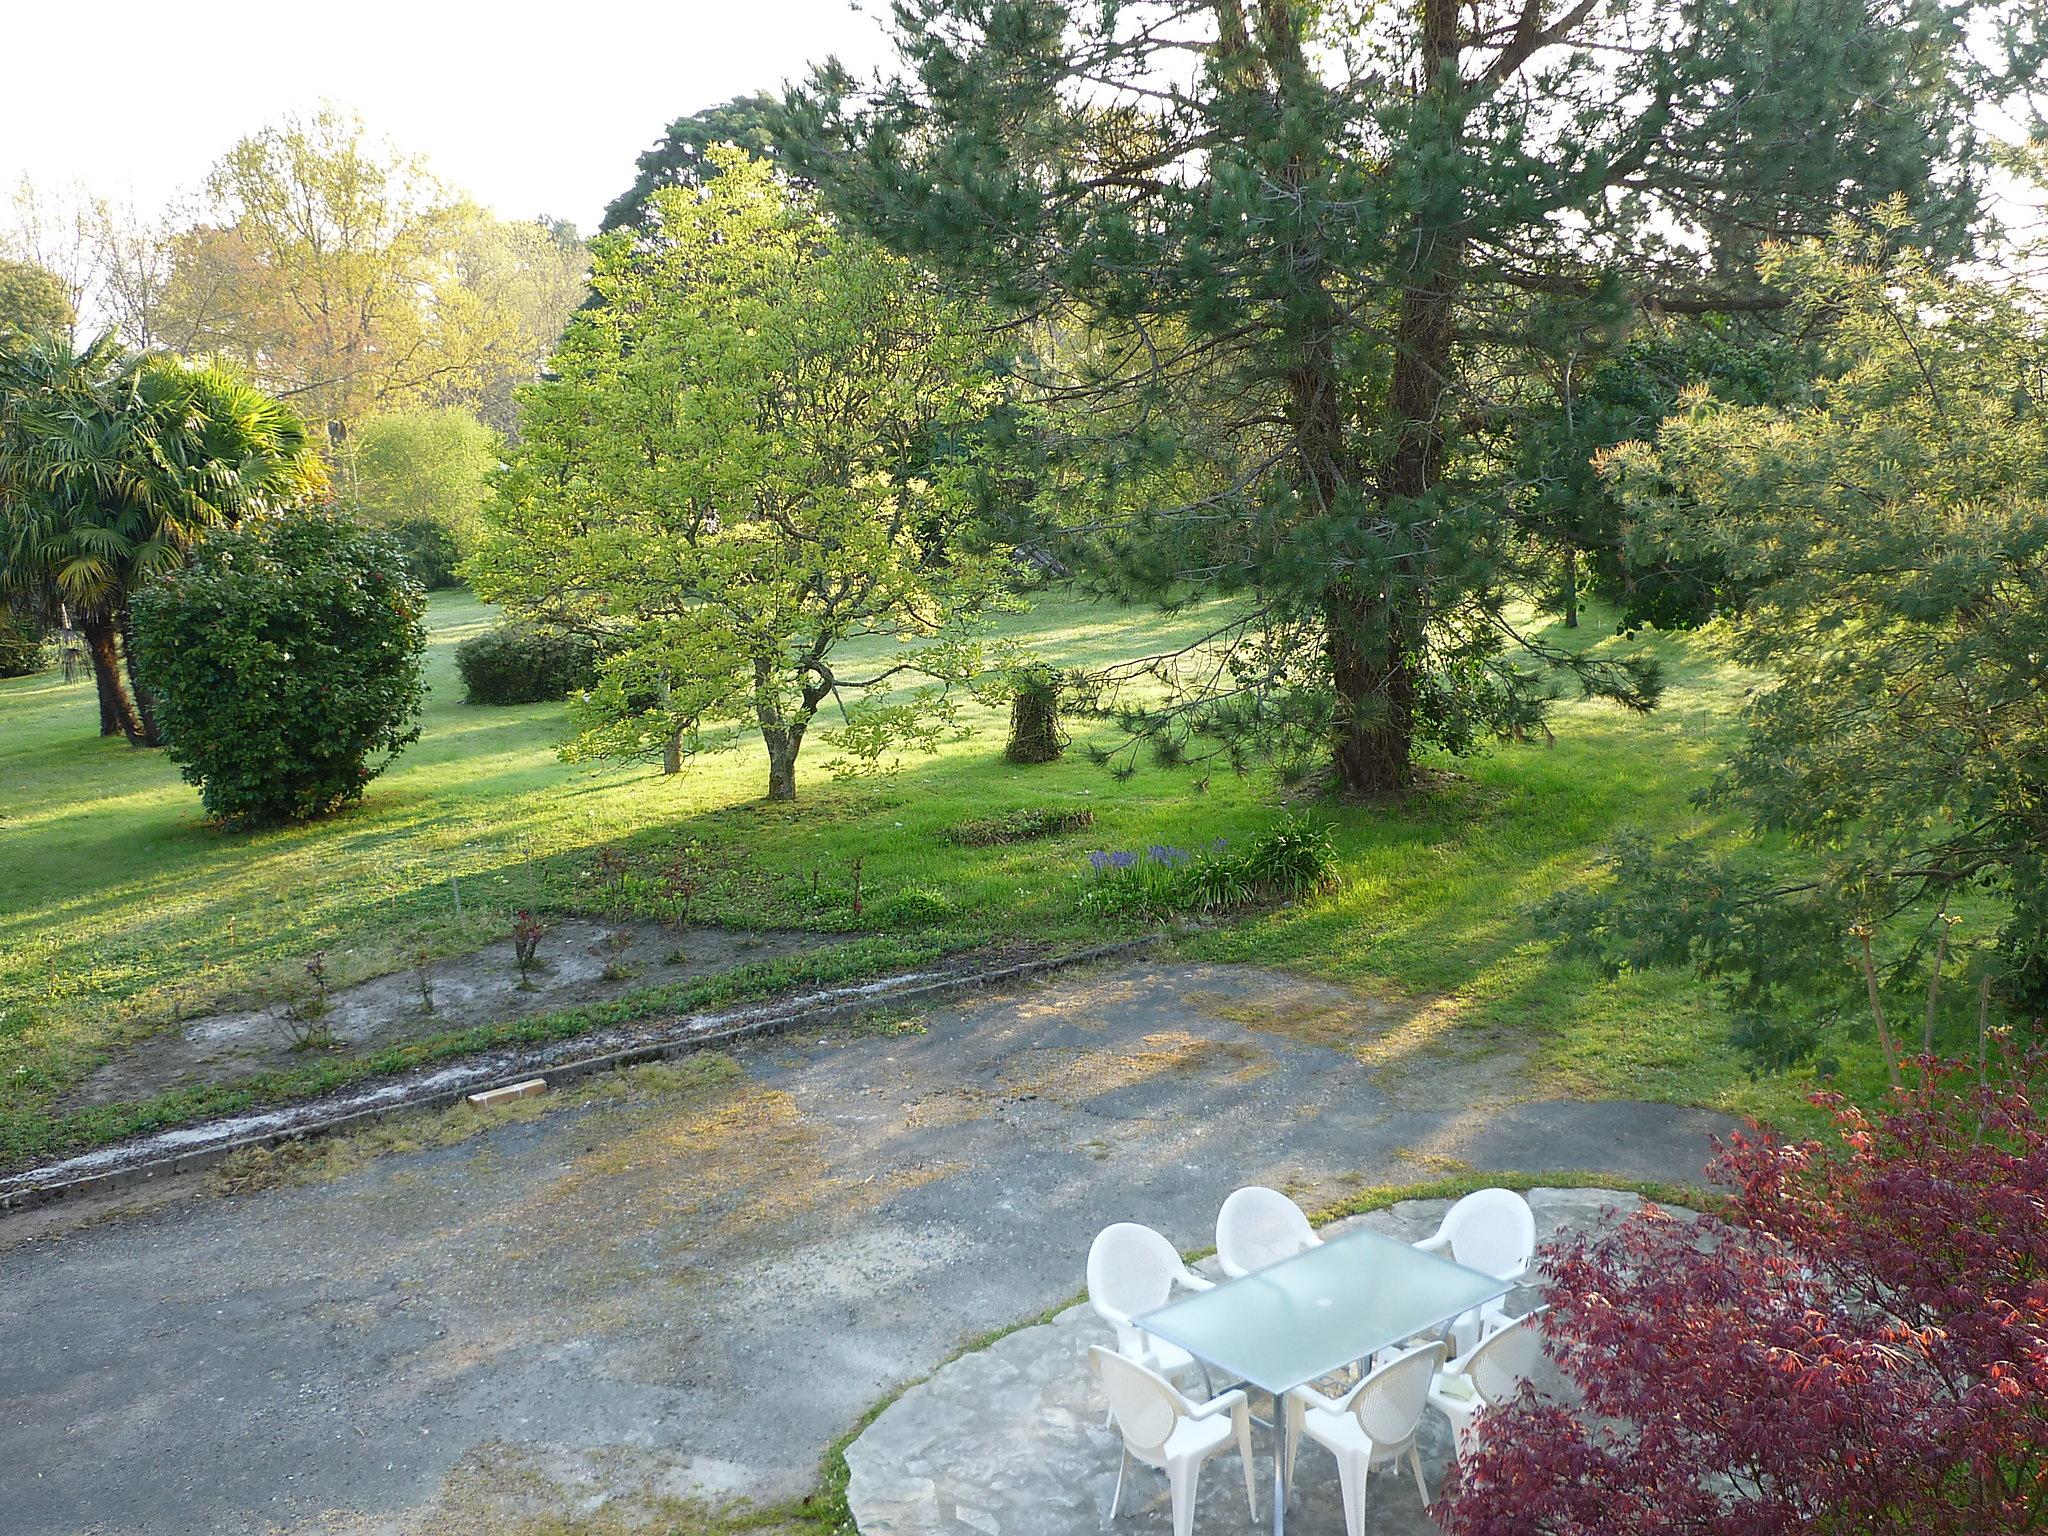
[780,0,2041,792]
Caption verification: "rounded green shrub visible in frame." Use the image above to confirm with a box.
[0,611,48,678]
[455,622,599,705]
[131,514,427,826]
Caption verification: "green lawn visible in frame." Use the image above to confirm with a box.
[0,587,1861,1166]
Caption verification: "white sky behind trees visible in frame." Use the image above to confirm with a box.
[0,0,894,234]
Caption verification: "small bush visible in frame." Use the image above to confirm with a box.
[1080,816,1339,920]
[0,611,48,678]
[386,518,462,590]
[873,888,955,928]
[1238,814,1340,898]
[456,623,599,705]
[942,806,1096,846]
[131,513,427,826]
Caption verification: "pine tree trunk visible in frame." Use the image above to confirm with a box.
[118,607,163,748]
[1563,547,1580,628]
[81,614,143,743]
[1325,0,1461,796]
[1326,589,1417,796]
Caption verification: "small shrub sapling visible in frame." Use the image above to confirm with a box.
[510,909,546,990]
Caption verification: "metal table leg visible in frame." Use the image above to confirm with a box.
[1270,1384,1288,1536]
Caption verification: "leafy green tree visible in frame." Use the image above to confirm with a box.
[1508,324,1797,631]
[470,152,1016,800]
[599,94,786,234]
[1542,228,2048,1071]
[0,259,73,340]
[0,335,326,743]
[781,0,2042,793]
[343,407,499,546]
[132,514,426,825]
[161,110,585,445]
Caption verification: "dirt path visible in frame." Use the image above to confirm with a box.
[0,960,1740,1536]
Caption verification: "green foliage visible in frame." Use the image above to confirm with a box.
[131,514,427,825]
[455,622,599,705]
[1081,816,1338,920]
[387,518,462,590]
[599,93,786,233]
[471,151,1021,801]
[0,334,329,743]
[1546,225,2048,1062]
[345,407,499,549]
[0,258,73,340]
[941,806,1095,846]
[1508,324,1801,632]
[870,888,955,928]
[782,0,2039,793]
[0,608,47,678]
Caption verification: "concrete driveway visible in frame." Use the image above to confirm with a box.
[0,960,1740,1535]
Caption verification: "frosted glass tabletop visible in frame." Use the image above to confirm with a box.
[1134,1228,1511,1394]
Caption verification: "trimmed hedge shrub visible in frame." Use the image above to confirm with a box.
[131,514,427,826]
[387,518,462,590]
[0,612,47,678]
[455,622,599,705]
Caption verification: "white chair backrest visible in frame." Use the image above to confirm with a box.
[1216,1186,1316,1276]
[1441,1188,1536,1281]
[1088,1222,1185,1323]
[1351,1341,1444,1446]
[1091,1345,1181,1454]
[1466,1309,1544,1404]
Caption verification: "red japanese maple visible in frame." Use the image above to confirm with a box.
[1439,1058,2048,1535]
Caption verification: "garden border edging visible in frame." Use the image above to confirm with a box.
[0,937,1155,1215]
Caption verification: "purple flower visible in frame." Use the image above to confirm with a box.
[1088,850,1112,873]
[1108,850,1138,870]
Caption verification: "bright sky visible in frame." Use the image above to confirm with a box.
[0,0,897,234]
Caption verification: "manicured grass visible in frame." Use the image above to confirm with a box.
[0,586,1864,1165]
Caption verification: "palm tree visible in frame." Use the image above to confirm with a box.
[0,332,144,737]
[0,334,325,744]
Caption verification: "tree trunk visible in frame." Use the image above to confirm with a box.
[118,607,163,747]
[662,730,683,776]
[81,614,143,743]
[763,733,801,801]
[1325,0,1462,796]
[1326,588,1417,796]
[753,656,810,802]
[1563,547,1580,628]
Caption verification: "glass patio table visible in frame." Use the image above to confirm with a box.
[1135,1228,1511,1536]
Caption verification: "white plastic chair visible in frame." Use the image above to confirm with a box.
[1413,1188,1535,1352]
[1285,1340,1446,1533]
[1088,1222,1214,1387]
[1427,1307,1545,1463]
[1215,1185,1322,1278]
[1090,1346,1258,1536]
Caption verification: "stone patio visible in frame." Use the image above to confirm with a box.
[846,1187,1654,1536]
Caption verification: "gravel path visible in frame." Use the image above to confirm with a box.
[0,959,1739,1535]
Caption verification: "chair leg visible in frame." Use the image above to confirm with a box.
[1333,1452,1366,1536]
[1234,1409,1258,1520]
[1167,1456,1202,1536]
[1110,1447,1129,1520]
[1409,1447,1430,1507]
